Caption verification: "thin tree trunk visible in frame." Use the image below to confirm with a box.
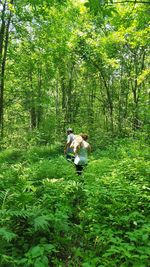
[0,1,6,60]
[99,71,114,133]
[66,63,74,124]
[132,49,145,130]
[55,70,60,134]
[90,59,114,133]
[29,71,36,129]
[0,0,12,137]
[37,63,42,129]
[59,66,68,130]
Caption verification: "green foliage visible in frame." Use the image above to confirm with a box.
[0,138,149,266]
[0,0,149,265]
[1,0,148,146]
[0,228,17,242]
[0,149,23,164]
[85,0,116,16]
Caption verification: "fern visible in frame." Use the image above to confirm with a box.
[0,209,30,218]
[0,189,10,209]
[0,227,17,242]
[0,139,149,266]
[33,215,53,231]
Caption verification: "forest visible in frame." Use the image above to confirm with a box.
[0,0,150,266]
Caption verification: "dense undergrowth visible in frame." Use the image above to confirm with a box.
[0,138,149,267]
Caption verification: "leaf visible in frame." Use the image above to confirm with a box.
[30,245,44,258]
[0,227,17,242]
[137,69,150,86]
[82,263,92,267]
[34,256,49,267]
[43,244,55,252]
[0,190,10,209]
[34,215,51,231]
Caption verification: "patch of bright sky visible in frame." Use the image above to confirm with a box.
[77,0,87,2]
[0,3,3,11]
[75,0,88,3]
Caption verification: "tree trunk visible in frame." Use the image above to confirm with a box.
[99,70,114,133]
[29,71,37,129]
[132,49,145,131]
[37,63,42,129]
[0,0,12,137]
[0,1,6,60]
[66,63,74,124]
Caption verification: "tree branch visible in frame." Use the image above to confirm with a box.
[111,1,150,4]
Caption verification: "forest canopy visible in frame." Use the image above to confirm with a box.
[0,0,149,146]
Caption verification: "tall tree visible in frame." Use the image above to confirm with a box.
[0,0,13,137]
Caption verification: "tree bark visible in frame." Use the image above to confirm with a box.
[0,0,13,137]
[37,63,42,129]
[29,71,37,129]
